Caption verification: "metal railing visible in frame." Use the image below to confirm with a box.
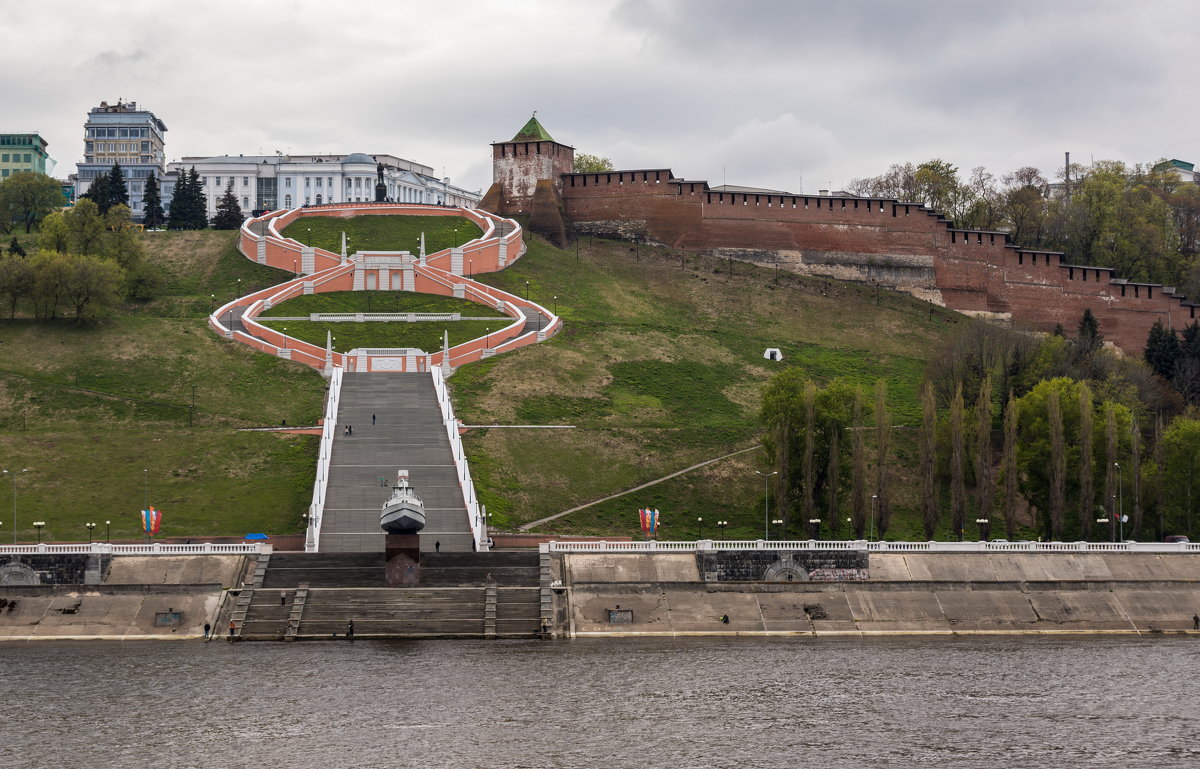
[0,543,265,555]
[541,539,1200,554]
[430,368,484,551]
[307,365,343,552]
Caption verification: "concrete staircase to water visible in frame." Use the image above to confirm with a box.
[237,550,543,639]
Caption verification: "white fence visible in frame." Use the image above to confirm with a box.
[307,365,343,552]
[0,543,265,556]
[541,539,1200,554]
[430,368,485,551]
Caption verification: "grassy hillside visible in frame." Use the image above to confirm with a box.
[451,235,956,540]
[0,219,960,544]
[0,231,323,543]
[280,214,481,255]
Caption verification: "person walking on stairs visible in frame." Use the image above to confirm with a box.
[347,619,355,638]
[280,590,287,606]
[372,413,376,425]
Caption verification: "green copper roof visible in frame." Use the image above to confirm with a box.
[511,114,555,142]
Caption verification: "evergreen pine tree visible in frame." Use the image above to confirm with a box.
[1077,308,1103,354]
[142,173,165,229]
[106,163,129,209]
[167,170,189,230]
[187,167,208,229]
[212,181,244,229]
[1143,319,1180,379]
[81,173,113,214]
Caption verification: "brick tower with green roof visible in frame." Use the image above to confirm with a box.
[485,112,574,217]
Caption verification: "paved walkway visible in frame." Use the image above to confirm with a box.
[321,373,474,553]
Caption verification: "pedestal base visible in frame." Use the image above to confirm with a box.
[385,534,421,586]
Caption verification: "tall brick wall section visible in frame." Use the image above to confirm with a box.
[551,172,1200,352]
[491,140,574,214]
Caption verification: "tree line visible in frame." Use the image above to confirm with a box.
[848,158,1200,295]
[763,310,1200,542]
[0,199,162,319]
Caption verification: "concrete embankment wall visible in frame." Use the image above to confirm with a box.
[557,553,1200,637]
[0,555,249,641]
[0,584,224,641]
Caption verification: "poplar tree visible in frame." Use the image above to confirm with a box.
[973,374,993,538]
[874,380,893,539]
[851,387,866,539]
[826,431,841,539]
[1104,403,1118,541]
[1131,417,1143,538]
[802,382,816,527]
[1048,389,1065,539]
[1002,393,1019,539]
[920,381,938,539]
[1078,382,1095,539]
[950,383,966,540]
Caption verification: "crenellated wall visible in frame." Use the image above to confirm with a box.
[546,171,1199,352]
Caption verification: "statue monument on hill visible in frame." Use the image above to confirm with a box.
[375,162,387,203]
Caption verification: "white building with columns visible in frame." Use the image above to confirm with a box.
[166,152,481,217]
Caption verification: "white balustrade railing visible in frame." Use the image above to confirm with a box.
[307,365,343,552]
[541,539,1200,554]
[0,543,264,555]
[430,369,484,550]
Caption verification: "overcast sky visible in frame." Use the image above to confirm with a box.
[3,0,1196,194]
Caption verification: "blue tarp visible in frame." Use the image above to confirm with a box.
[243,533,270,540]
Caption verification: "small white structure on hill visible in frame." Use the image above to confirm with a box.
[764,348,783,361]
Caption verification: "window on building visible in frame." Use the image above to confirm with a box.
[141,142,149,152]
[1,154,7,162]
[327,177,332,187]
[305,196,310,205]
[285,177,292,188]
[284,194,292,207]
[1,170,8,178]
[305,178,310,188]
[316,177,323,188]
[243,177,249,186]
[216,177,221,186]
[316,194,323,204]
[243,197,249,207]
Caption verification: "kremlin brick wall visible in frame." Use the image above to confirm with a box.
[547,170,1196,353]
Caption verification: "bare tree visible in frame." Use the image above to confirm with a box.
[874,380,893,538]
[1002,393,1020,539]
[851,388,866,539]
[1049,389,1066,539]
[1078,382,1095,539]
[950,383,966,540]
[921,381,938,539]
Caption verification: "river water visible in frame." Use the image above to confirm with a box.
[2,636,1197,768]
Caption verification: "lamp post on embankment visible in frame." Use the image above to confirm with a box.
[3,467,29,544]
[717,520,728,538]
[1115,462,1125,541]
[809,518,821,540]
[976,517,990,542]
[33,521,44,544]
[756,470,778,540]
[772,519,784,540]
[697,517,704,539]
[85,522,96,544]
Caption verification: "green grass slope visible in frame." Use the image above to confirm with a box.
[452,235,955,540]
[280,214,481,255]
[0,231,323,543]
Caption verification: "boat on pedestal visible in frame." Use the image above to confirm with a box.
[380,469,426,534]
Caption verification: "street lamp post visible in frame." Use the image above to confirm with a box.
[553,295,558,317]
[524,280,530,302]
[697,517,704,539]
[809,518,822,540]
[105,519,111,543]
[871,494,878,541]
[717,520,728,538]
[143,469,148,511]
[3,468,29,544]
[282,326,288,350]
[33,521,44,544]
[755,471,778,539]
[975,517,991,541]
[485,327,490,352]
[209,294,215,314]
[772,518,784,540]
[1115,462,1124,542]
[85,522,96,544]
